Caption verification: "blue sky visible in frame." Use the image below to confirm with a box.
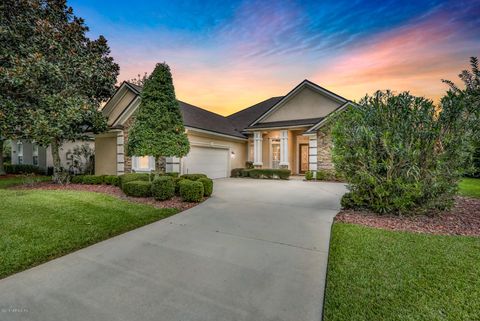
[69,0,480,115]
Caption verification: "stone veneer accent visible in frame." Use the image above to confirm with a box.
[316,126,334,170]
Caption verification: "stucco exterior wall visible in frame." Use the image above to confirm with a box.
[94,136,117,175]
[106,90,136,126]
[187,131,247,170]
[260,87,341,123]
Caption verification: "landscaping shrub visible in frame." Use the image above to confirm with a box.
[81,175,105,185]
[4,164,43,175]
[122,181,152,197]
[245,161,254,169]
[179,180,204,202]
[119,173,150,187]
[242,169,291,179]
[165,172,179,178]
[180,173,208,181]
[305,170,314,180]
[231,168,244,178]
[151,176,175,200]
[198,177,213,197]
[332,90,473,214]
[104,175,120,186]
[70,175,84,184]
[174,178,185,195]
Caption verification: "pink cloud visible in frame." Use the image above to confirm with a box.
[312,12,478,102]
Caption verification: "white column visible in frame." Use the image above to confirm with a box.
[253,131,263,166]
[116,132,125,175]
[279,130,289,167]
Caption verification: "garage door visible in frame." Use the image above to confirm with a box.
[182,146,229,179]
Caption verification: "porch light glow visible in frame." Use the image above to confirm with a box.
[231,151,236,158]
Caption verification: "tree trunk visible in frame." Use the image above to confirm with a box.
[51,138,62,183]
[155,156,166,173]
[0,138,5,176]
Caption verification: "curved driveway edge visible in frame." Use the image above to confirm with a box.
[0,178,346,321]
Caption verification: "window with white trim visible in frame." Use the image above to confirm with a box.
[17,142,23,164]
[132,156,155,172]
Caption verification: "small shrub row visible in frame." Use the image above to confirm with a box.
[5,164,44,175]
[120,173,212,201]
[304,169,344,181]
[230,168,291,180]
[71,175,120,186]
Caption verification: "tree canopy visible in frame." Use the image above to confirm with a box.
[0,0,119,181]
[126,63,190,171]
[332,90,471,214]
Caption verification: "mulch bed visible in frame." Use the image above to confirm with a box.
[15,182,201,211]
[336,197,480,237]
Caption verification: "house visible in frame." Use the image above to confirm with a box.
[10,140,94,173]
[96,79,353,179]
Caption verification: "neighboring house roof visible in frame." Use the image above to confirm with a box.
[104,79,351,140]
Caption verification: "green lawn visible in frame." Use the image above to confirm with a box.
[0,176,177,279]
[324,223,480,321]
[459,177,480,198]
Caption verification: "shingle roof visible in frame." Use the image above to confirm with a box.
[124,82,245,139]
[178,101,245,138]
[227,96,284,132]
[246,117,324,129]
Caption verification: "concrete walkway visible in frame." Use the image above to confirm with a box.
[0,178,346,321]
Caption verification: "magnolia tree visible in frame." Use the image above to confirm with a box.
[332,90,472,214]
[127,63,190,172]
[1,0,118,182]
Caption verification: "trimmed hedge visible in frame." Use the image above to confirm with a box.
[232,168,291,180]
[305,170,314,180]
[165,172,179,178]
[151,176,175,200]
[174,178,185,195]
[119,173,150,187]
[198,177,213,197]
[5,164,43,175]
[104,175,120,186]
[82,175,105,185]
[231,168,244,178]
[179,180,204,202]
[122,181,152,197]
[180,173,207,181]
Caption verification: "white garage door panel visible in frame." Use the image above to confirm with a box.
[183,146,228,179]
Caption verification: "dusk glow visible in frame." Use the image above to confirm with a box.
[70,0,480,115]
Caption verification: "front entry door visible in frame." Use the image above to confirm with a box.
[271,140,280,169]
[299,144,309,173]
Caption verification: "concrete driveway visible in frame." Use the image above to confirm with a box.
[0,178,346,321]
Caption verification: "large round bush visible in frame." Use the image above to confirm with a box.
[122,181,152,197]
[151,176,175,200]
[198,177,213,197]
[332,91,470,214]
[179,180,204,202]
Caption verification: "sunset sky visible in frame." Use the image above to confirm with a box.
[70,0,480,116]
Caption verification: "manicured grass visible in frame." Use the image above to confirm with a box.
[459,177,480,198]
[0,175,50,188]
[0,178,177,279]
[324,223,480,321]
